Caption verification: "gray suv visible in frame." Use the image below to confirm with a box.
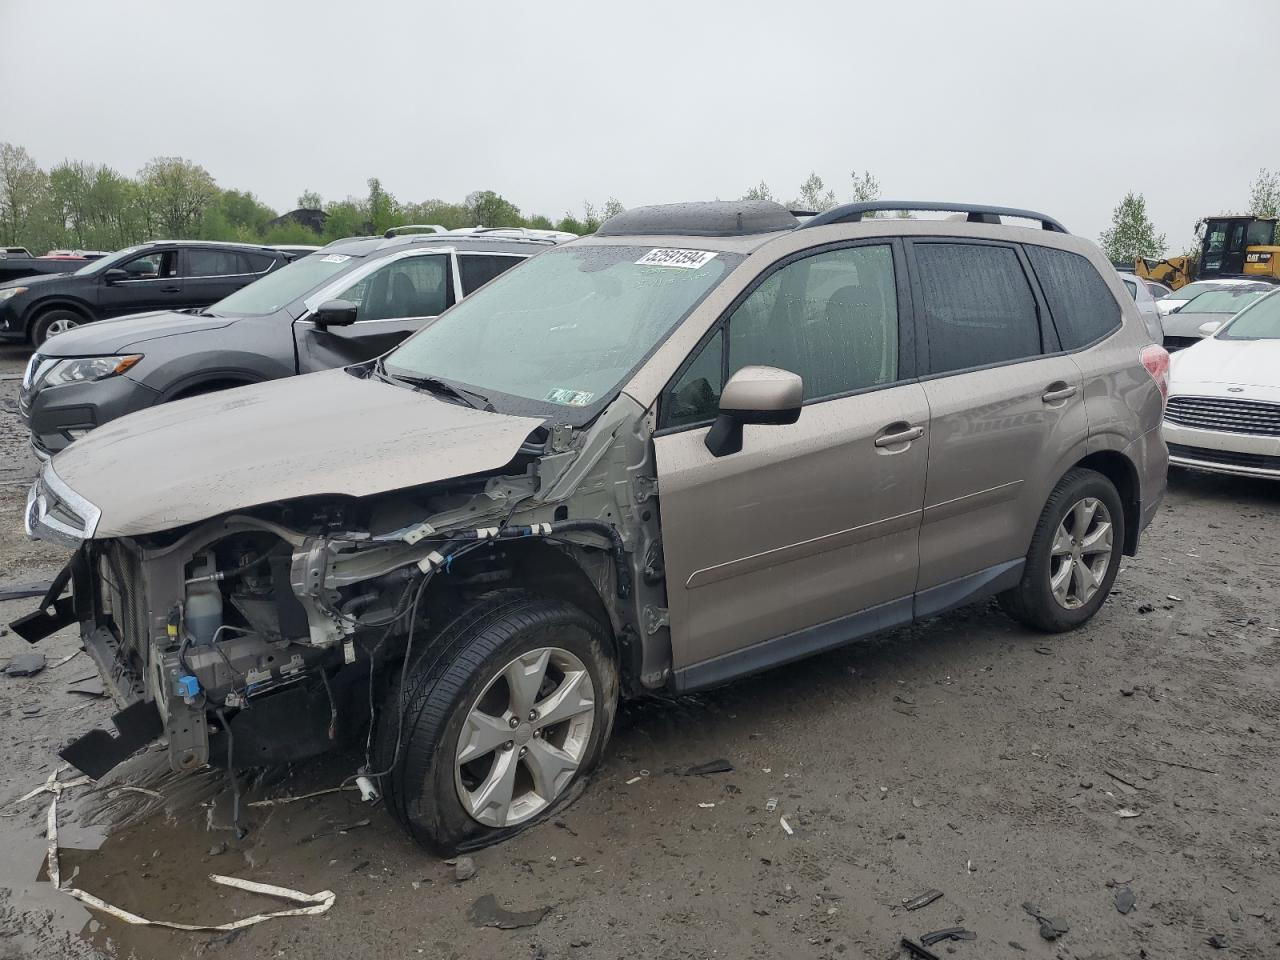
[19,228,566,458]
[16,200,1168,854]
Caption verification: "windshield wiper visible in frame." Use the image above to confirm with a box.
[373,360,494,411]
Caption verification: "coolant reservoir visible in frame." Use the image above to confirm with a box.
[185,554,223,645]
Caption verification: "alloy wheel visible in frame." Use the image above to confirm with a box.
[454,646,596,827]
[1049,496,1113,609]
[45,316,79,339]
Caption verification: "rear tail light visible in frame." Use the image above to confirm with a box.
[1141,343,1170,408]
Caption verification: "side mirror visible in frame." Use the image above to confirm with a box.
[103,268,128,284]
[314,299,358,328]
[1198,320,1222,337]
[704,366,803,458]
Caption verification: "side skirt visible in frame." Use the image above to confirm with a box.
[672,559,1025,694]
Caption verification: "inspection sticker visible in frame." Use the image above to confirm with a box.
[319,254,351,263]
[545,387,594,407]
[635,248,717,269]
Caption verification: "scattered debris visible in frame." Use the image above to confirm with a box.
[4,652,46,677]
[779,815,793,836]
[899,937,942,960]
[920,927,976,946]
[683,758,733,776]
[0,580,54,602]
[1114,886,1136,914]
[302,819,372,843]
[208,842,228,857]
[1120,687,1135,697]
[1167,594,1183,602]
[109,785,164,800]
[1104,770,1141,794]
[902,889,943,911]
[47,651,81,669]
[67,678,106,698]
[1228,906,1240,922]
[1206,934,1228,949]
[765,797,778,812]
[1127,754,1219,776]
[42,768,334,930]
[1116,808,1141,818]
[1137,604,1155,614]
[454,857,477,882]
[697,802,716,809]
[911,797,924,808]
[1079,780,1094,789]
[467,894,549,930]
[1034,646,1053,655]
[625,775,643,785]
[246,785,359,808]
[1022,902,1069,941]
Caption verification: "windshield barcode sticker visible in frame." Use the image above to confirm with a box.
[635,248,717,269]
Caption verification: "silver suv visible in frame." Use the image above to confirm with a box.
[16,200,1169,854]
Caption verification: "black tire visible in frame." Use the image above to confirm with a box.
[999,467,1126,633]
[30,308,86,347]
[374,589,618,855]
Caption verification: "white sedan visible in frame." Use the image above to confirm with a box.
[1156,277,1271,316]
[1164,289,1280,478]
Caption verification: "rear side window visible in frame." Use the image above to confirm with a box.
[186,249,242,277]
[459,254,523,295]
[913,243,1041,374]
[240,252,276,273]
[1026,246,1122,349]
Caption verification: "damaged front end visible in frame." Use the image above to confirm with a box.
[17,401,662,784]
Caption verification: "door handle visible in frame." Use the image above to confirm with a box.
[874,424,924,448]
[160,285,181,294]
[1041,383,1077,403]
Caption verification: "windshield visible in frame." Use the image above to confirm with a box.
[1221,291,1280,339]
[384,243,740,417]
[73,245,143,276]
[210,252,361,316]
[1179,288,1270,314]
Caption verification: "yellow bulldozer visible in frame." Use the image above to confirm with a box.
[1135,214,1280,290]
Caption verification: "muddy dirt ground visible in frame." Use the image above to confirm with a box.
[1,343,1277,960]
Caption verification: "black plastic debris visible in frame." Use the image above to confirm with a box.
[4,652,46,677]
[683,758,734,776]
[1022,901,1069,941]
[1114,886,1136,914]
[1207,934,1228,949]
[467,894,550,929]
[899,937,942,960]
[902,889,944,911]
[920,927,976,946]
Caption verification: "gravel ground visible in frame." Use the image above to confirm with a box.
[1,343,1277,960]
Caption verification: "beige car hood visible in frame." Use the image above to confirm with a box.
[51,368,545,538]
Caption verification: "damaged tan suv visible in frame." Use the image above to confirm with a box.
[16,200,1169,853]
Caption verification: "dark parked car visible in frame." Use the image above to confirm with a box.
[0,240,295,346]
[19,229,566,457]
[0,247,94,284]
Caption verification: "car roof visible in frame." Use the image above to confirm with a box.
[140,239,290,254]
[317,232,559,258]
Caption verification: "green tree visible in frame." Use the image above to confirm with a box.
[467,190,524,227]
[527,213,554,230]
[139,156,218,236]
[742,180,776,202]
[401,198,472,230]
[850,169,880,202]
[0,143,51,247]
[1248,168,1280,218]
[601,197,625,221]
[791,172,837,212]
[321,198,369,241]
[366,177,400,234]
[296,189,323,210]
[1098,192,1166,263]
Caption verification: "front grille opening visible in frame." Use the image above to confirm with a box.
[1166,396,1280,437]
[1168,442,1280,471]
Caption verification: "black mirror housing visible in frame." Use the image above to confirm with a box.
[704,366,803,457]
[314,299,358,328]
[103,268,128,284]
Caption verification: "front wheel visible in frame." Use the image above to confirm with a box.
[999,468,1125,633]
[31,309,84,346]
[377,590,618,854]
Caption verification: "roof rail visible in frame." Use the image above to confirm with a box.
[800,201,1069,234]
[384,224,447,238]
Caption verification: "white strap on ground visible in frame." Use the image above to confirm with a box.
[41,769,335,931]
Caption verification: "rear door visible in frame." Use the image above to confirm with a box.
[96,247,183,317]
[181,248,255,308]
[457,252,526,295]
[654,240,928,687]
[294,249,454,371]
[907,239,1088,611]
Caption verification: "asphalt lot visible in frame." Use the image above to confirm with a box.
[0,343,1277,960]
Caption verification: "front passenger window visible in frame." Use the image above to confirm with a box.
[336,255,451,321]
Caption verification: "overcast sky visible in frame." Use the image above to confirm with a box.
[2,0,1277,249]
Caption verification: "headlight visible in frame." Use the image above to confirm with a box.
[42,354,143,387]
[0,286,29,302]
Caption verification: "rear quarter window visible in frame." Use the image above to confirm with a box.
[1025,246,1122,349]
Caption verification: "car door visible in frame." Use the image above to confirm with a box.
[653,240,928,688]
[181,247,252,308]
[294,250,455,372]
[906,239,1088,611]
[97,248,183,317]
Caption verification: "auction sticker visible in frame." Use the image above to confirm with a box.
[635,248,717,269]
[320,254,351,263]
[545,387,595,407]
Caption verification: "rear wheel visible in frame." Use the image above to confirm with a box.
[999,468,1125,633]
[376,590,618,854]
[31,309,84,346]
